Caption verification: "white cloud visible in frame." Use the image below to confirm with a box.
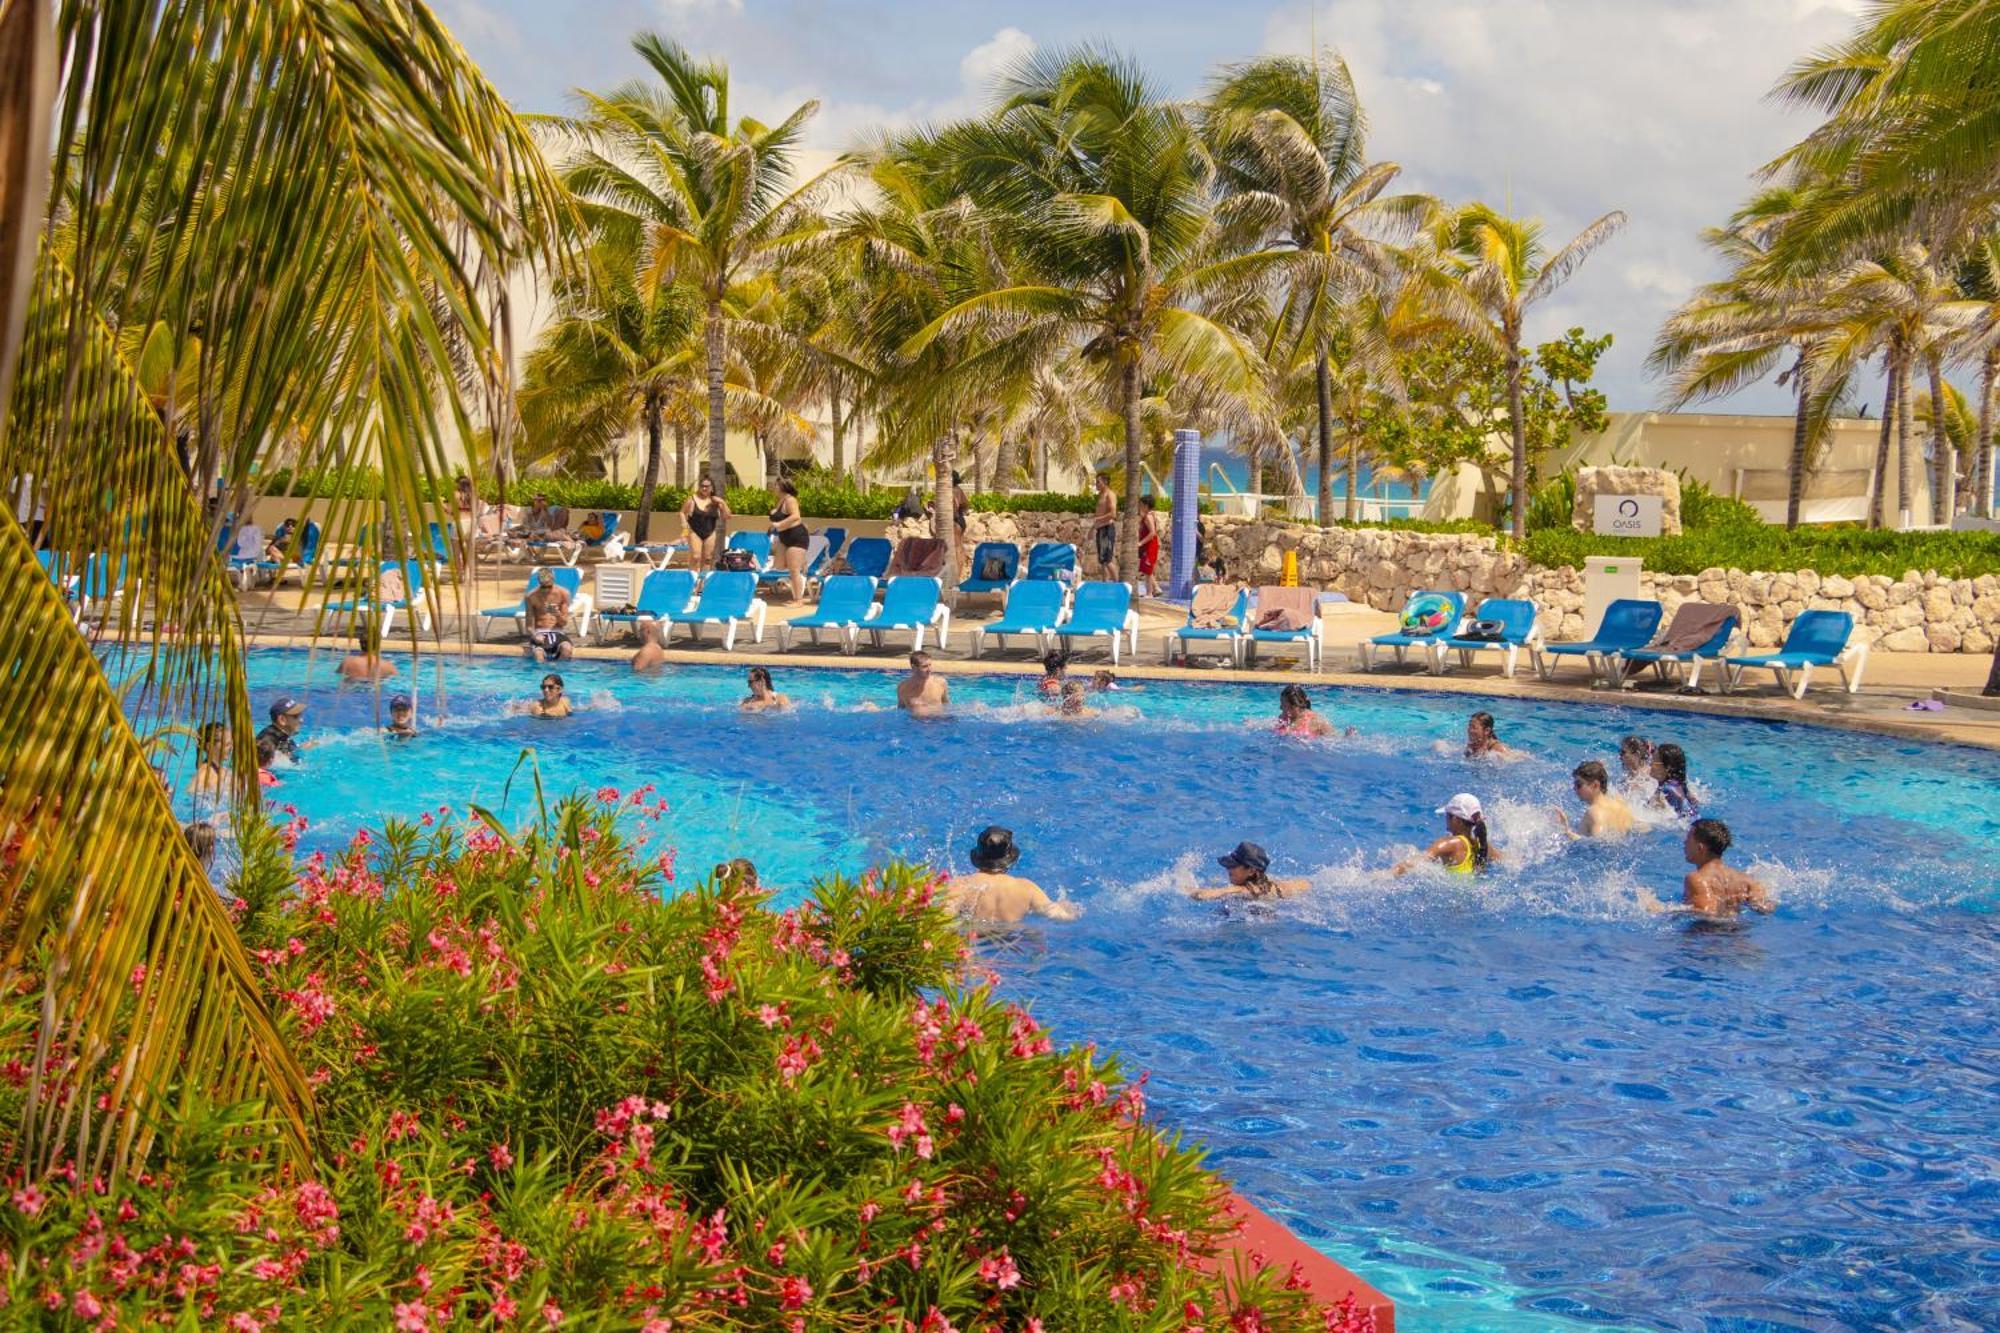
[1262,0,1867,410]
[959,27,1036,104]
[656,0,743,14]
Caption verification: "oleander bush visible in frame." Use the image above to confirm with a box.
[0,795,1365,1330]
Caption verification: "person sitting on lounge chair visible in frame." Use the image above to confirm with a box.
[513,493,569,541]
[944,826,1079,924]
[741,665,791,712]
[1557,760,1634,839]
[1190,841,1310,901]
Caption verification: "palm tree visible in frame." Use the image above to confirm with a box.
[1438,203,1627,538]
[551,34,846,493]
[0,0,564,1179]
[911,47,1278,577]
[1205,51,1427,526]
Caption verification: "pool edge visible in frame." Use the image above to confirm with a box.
[1211,1194,1396,1331]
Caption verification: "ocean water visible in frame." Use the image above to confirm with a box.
[186,650,2000,1330]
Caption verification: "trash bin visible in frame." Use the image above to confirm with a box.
[1584,555,1643,633]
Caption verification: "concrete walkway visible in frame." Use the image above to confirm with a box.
[233,565,2000,751]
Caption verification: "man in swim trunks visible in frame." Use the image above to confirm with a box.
[257,697,306,762]
[896,650,950,717]
[945,826,1080,924]
[521,568,573,662]
[1190,841,1311,900]
[1679,818,1773,917]
[1091,472,1118,580]
[1557,759,1635,839]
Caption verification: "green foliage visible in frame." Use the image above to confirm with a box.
[1521,523,2000,580]
[1,797,1349,1329]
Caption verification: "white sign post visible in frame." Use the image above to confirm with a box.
[1592,494,1664,538]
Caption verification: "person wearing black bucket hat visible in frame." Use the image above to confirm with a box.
[1191,841,1310,901]
[942,826,1081,925]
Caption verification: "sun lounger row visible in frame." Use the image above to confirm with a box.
[971,578,1139,661]
[1165,584,1324,670]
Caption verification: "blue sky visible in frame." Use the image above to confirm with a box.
[442,0,1874,414]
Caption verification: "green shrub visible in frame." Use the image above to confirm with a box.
[1,798,1361,1330]
[1520,524,2000,579]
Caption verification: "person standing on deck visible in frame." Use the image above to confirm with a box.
[1091,472,1119,581]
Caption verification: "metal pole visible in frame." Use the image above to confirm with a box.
[1169,429,1201,600]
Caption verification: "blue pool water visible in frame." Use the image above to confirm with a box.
[195,651,2000,1330]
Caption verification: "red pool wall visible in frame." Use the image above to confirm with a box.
[1208,1192,1396,1331]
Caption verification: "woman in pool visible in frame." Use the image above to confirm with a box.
[1463,710,1520,760]
[190,721,229,795]
[741,666,791,712]
[768,477,809,601]
[681,475,730,576]
[1037,652,1067,700]
[1394,793,1495,876]
[1618,734,1652,780]
[1649,742,1699,818]
[527,673,573,719]
[1275,684,1346,738]
[1190,841,1310,900]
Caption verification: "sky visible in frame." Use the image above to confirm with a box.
[439,0,1875,415]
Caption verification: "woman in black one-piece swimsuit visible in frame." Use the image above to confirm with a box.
[682,475,730,574]
[768,477,810,601]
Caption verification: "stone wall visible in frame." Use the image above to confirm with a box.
[904,511,1997,653]
[1571,466,1683,535]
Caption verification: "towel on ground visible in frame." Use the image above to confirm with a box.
[1252,586,1317,632]
[1190,583,1242,629]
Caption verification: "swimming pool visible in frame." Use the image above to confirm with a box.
[197,650,2000,1329]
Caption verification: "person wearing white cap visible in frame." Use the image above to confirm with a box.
[1394,794,1495,876]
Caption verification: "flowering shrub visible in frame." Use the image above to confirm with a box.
[1,796,1364,1329]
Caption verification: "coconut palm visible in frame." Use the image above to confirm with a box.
[0,0,563,1178]
[550,34,847,493]
[1437,203,1627,538]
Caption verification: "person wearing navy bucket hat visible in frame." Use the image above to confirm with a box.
[1191,841,1310,901]
[942,826,1081,925]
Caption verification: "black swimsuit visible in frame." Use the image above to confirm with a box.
[687,500,719,540]
[772,504,809,549]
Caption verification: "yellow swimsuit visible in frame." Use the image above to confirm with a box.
[1443,836,1477,875]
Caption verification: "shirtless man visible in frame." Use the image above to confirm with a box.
[1057,680,1093,718]
[521,569,574,662]
[1556,759,1635,839]
[1678,819,1774,917]
[896,650,950,717]
[944,826,1080,924]
[338,620,398,681]
[1190,841,1311,901]
[1090,472,1119,580]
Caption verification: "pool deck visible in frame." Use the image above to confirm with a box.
[231,573,2000,751]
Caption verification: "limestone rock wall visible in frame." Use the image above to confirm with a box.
[903,511,1997,653]
[1571,466,1683,535]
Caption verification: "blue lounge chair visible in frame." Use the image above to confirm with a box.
[476,566,583,640]
[972,579,1066,658]
[327,559,431,635]
[662,569,765,650]
[1530,598,1664,682]
[845,537,892,580]
[526,510,626,566]
[779,574,877,651]
[75,553,134,624]
[726,530,774,576]
[1023,541,1076,582]
[1429,597,1543,679]
[1168,585,1250,666]
[855,576,950,653]
[1358,590,1465,671]
[1721,610,1868,699]
[1601,603,1739,692]
[818,527,848,566]
[958,542,1021,598]
[759,533,827,595]
[251,520,322,587]
[596,569,695,643]
[1244,585,1325,671]
[1051,581,1138,663]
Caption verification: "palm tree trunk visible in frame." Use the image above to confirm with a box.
[1316,351,1336,527]
[1344,425,1361,524]
[634,392,664,543]
[1895,352,1917,529]
[932,429,958,601]
[1244,437,1262,499]
[1036,435,1049,491]
[1978,348,1998,519]
[1927,353,1951,523]
[1119,355,1144,581]
[674,422,688,488]
[1869,361,1896,529]
[1785,348,1810,531]
[1506,341,1529,540]
[705,297,727,493]
[830,379,844,478]
[969,434,984,493]
[993,432,1020,494]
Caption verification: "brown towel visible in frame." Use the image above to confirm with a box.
[1649,602,1738,654]
[1252,585,1317,632]
[887,537,946,577]
[1190,584,1242,629]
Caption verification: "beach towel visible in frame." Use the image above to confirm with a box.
[1252,586,1317,632]
[887,537,946,577]
[1190,584,1242,629]
[1648,602,1737,654]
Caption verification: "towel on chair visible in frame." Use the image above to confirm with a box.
[1252,586,1317,632]
[1190,584,1242,629]
[1647,602,1737,654]
[887,537,946,577]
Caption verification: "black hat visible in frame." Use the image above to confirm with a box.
[969,825,1020,871]
[269,696,304,721]
[1217,841,1270,874]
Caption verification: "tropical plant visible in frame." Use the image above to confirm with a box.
[0,0,565,1179]
[549,34,846,494]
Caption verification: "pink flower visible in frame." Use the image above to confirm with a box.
[393,1299,430,1332]
[488,1142,513,1171]
[779,1275,812,1310]
[542,1299,565,1326]
[72,1290,103,1319]
[978,1250,1021,1291]
[757,1004,786,1029]
[13,1185,44,1216]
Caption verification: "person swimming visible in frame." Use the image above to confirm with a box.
[1058,680,1093,718]
[944,826,1080,924]
[1037,651,1067,699]
[1394,792,1495,876]
[1557,760,1636,839]
[1649,742,1699,818]
[1673,818,1772,918]
[741,666,791,712]
[1464,710,1520,760]
[386,694,417,738]
[1275,684,1346,738]
[1190,841,1310,901]
[1618,734,1652,780]
[527,673,573,718]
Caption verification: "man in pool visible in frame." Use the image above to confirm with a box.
[1678,818,1774,918]
[521,568,574,662]
[338,619,398,681]
[1557,759,1635,839]
[257,697,306,762]
[528,673,574,718]
[1190,841,1311,901]
[944,827,1080,924]
[897,650,950,717]
[386,694,417,738]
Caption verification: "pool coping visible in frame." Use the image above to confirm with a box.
[1211,1195,1397,1331]
[239,629,2000,754]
